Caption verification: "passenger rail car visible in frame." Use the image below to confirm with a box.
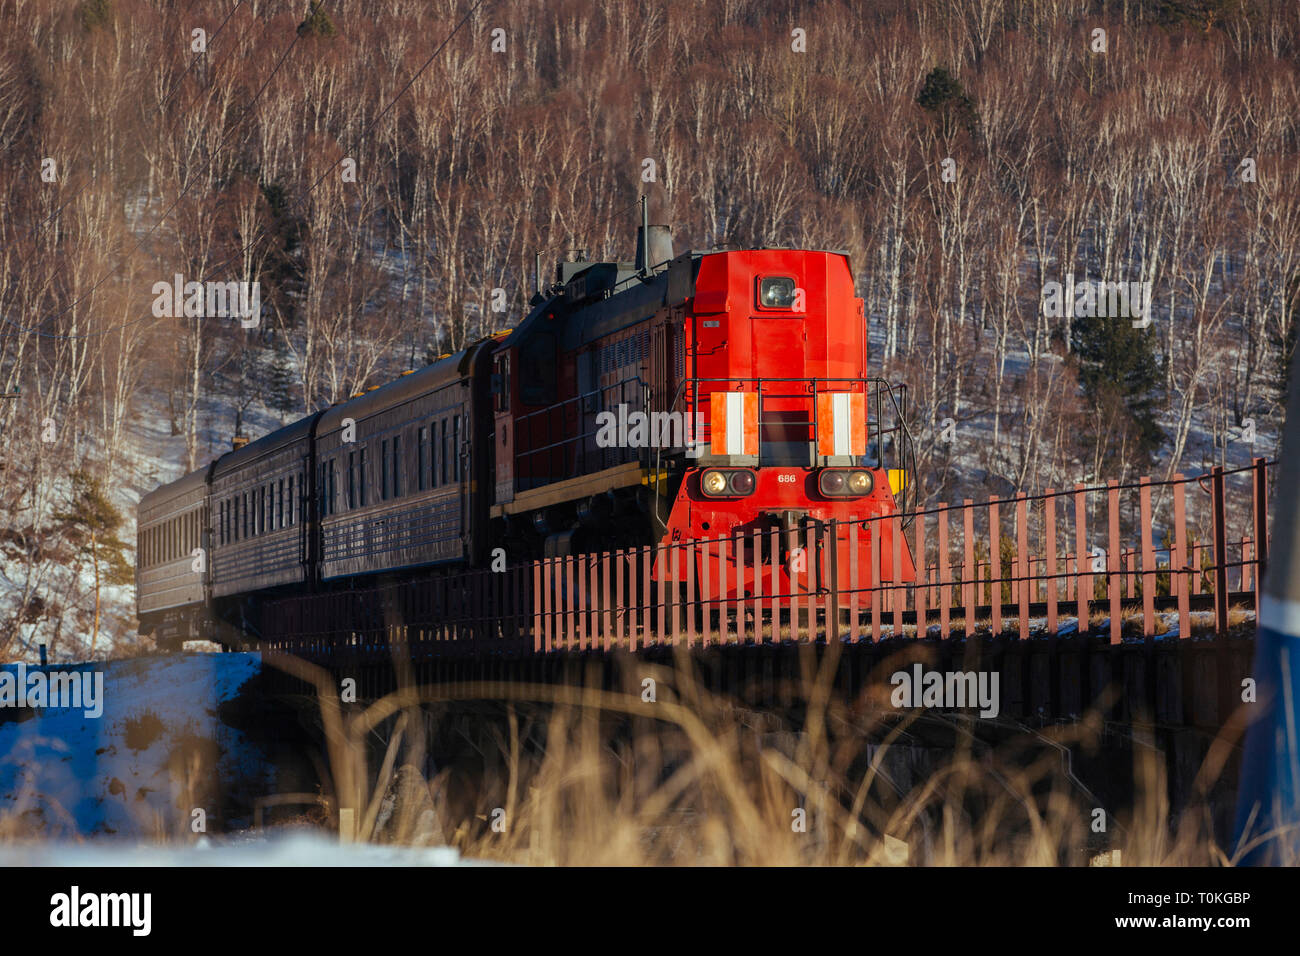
[136,222,918,648]
[136,465,212,646]
[314,343,494,581]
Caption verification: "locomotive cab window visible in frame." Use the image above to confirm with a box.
[756,276,798,311]
[519,333,557,406]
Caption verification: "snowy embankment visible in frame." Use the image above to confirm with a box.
[0,832,476,866]
[0,653,274,839]
[0,651,487,865]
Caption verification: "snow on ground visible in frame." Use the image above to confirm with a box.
[0,832,478,866]
[0,653,275,839]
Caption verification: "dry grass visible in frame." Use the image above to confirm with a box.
[266,643,1283,866]
[1,639,1284,864]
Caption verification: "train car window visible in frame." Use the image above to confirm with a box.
[418,427,429,491]
[440,419,449,485]
[493,353,510,412]
[357,451,366,507]
[287,478,294,526]
[519,333,557,405]
[452,417,460,481]
[381,439,390,500]
[392,434,402,498]
[277,479,284,529]
[346,452,355,509]
[429,427,438,488]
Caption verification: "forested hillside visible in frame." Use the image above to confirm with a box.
[1,0,1297,658]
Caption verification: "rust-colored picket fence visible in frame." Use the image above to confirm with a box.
[264,460,1272,661]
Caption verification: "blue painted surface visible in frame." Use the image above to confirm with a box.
[1233,624,1300,865]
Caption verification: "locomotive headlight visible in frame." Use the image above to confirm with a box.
[701,469,755,497]
[847,470,874,495]
[759,276,797,309]
[818,470,846,496]
[819,469,874,497]
[728,470,756,495]
[702,470,729,496]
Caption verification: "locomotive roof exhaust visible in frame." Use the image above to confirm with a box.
[636,195,673,277]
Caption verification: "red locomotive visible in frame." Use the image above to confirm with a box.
[136,214,916,648]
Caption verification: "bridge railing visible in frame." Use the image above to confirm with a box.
[262,459,1272,660]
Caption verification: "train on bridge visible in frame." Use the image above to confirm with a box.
[136,220,916,649]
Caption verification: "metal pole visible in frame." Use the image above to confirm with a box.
[1234,368,1299,864]
[639,195,649,277]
